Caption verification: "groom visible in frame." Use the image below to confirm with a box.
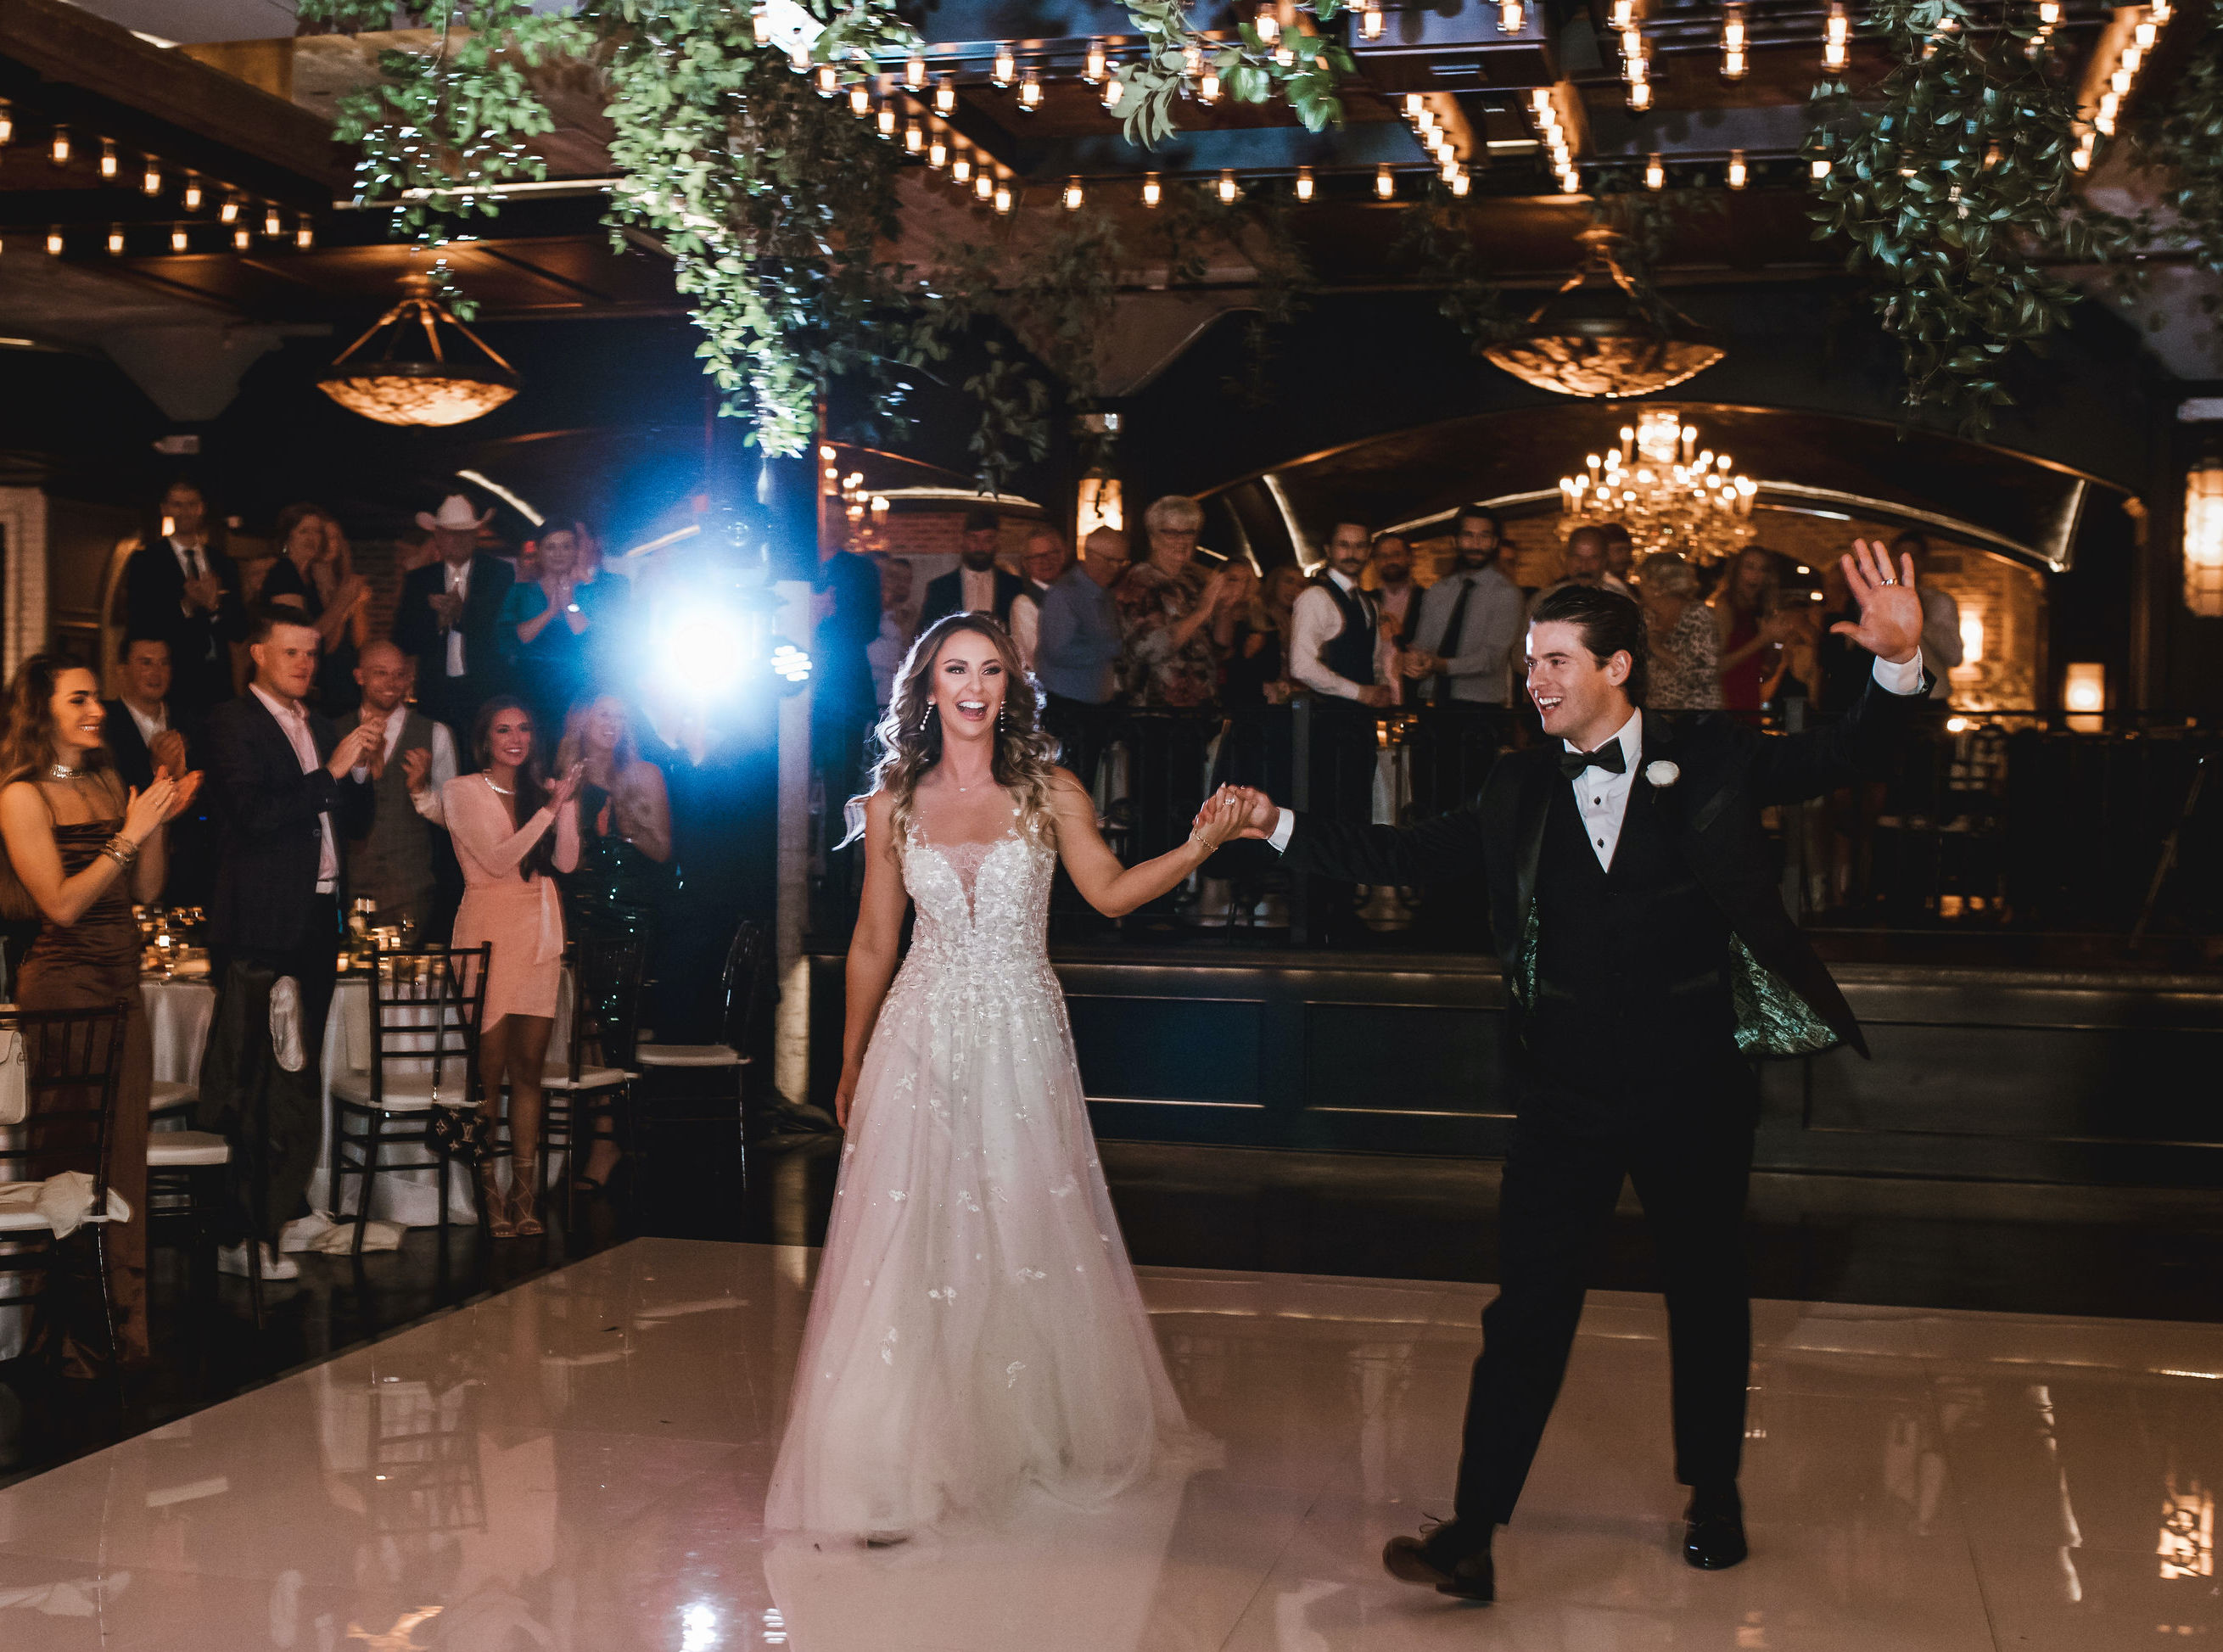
[1218,539,1929,1602]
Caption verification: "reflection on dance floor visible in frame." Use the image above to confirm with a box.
[0,1237,2217,1649]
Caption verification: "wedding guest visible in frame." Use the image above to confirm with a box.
[1010,526,1068,672]
[867,557,919,708]
[1291,518,1394,832]
[340,641,456,936]
[1639,553,1724,711]
[1406,506,1525,708]
[1369,532,1421,645]
[1600,523,1638,596]
[499,523,619,732]
[1118,495,1228,708]
[196,608,381,1282]
[445,697,583,1239]
[395,494,515,737]
[1711,545,1791,713]
[1223,564,1305,708]
[260,503,370,715]
[1527,525,1615,624]
[813,526,884,810]
[103,636,188,797]
[0,657,189,1366]
[123,479,247,720]
[916,507,1025,629]
[1892,531,1963,702]
[1034,527,1130,793]
[568,518,633,670]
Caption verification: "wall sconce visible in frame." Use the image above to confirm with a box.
[2185,461,2223,617]
[2063,661,2105,731]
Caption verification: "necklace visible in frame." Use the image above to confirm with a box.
[48,762,81,781]
[483,775,513,796]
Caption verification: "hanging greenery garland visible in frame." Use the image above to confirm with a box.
[2125,25,2223,337]
[1116,0,1353,148]
[1801,0,2123,435]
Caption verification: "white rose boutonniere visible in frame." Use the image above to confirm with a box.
[1644,759,1680,788]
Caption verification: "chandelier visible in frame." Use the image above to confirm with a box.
[317,272,520,427]
[1483,227,1726,400]
[1559,407,1758,564]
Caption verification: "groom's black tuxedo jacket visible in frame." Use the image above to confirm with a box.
[1283,670,1929,1060]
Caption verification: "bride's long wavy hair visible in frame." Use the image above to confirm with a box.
[847,613,1061,849]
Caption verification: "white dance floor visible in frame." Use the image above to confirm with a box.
[2,1236,2218,1650]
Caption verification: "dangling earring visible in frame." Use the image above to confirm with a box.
[998,703,1007,731]
[918,702,936,736]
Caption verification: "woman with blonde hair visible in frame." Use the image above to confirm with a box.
[1638,552,1725,711]
[0,653,196,1364]
[766,613,1243,1541]
[262,502,370,714]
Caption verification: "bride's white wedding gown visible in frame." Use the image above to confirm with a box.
[764,816,1201,1536]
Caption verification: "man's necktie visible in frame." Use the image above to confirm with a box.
[1432,575,1475,709]
[1559,742,1628,780]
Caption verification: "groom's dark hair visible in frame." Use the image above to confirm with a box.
[1532,584,1648,707]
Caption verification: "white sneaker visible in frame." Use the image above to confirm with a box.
[216,1241,300,1281]
[278,1212,333,1253]
[269,976,305,1072]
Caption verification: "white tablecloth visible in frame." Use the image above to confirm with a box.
[143,973,570,1228]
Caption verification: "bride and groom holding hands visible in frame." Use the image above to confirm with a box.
[764,538,1932,1606]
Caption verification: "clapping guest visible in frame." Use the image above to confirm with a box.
[340,641,456,936]
[261,503,370,715]
[1223,564,1305,708]
[1369,532,1421,645]
[1118,495,1229,708]
[1291,518,1396,836]
[1711,546,1791,713]
[1638,553,1724,711]
[123,479,246,721]
[395,494,515,739]
[445,698,583,1240]
[499,524,613,731]
[1406,506,1525,708]
[0,656,194,1365]
[106,636,213,905]
[1010,526,1068,673]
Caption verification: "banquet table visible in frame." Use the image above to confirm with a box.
[145,970,574,1227]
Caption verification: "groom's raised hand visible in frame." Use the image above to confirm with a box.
[1830,537,1923,665]
[1189,786,1279,841]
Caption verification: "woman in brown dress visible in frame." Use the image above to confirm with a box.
[0,654,193,1364]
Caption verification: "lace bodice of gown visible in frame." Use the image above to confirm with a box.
[899,821,1057,977]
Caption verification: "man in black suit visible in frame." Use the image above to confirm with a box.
[916,506,1028,631]
[193,607,380,1280]
[122,479,247,720]
[392,493,514,736]
[104,634,214,904]
[1220,541,1931,1601]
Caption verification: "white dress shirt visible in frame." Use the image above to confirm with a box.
[1289,570,1394,701]
[351,712,457,825]
[123,698,167,748]
[1011,588,1044,672]
[960,565,998,618]
[250,684,339,893]
[443,559,472,677]
[169,537,208,584]
[1410,564,1525,705]
[1269,650,1929,866]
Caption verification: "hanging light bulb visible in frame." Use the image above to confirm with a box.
[1062,176,1084,210]
[1823,0,1850,70]
[142,155,163,195]
[1256,2,1279,43]
[1727,149,1748,188]
[1720,2,1747,77]
[848,78,870,115]
[1199,64,1222,102]
[45,226,63,255]
[1608,0,1637,25]
[815,61,838,96]
[1645,153,1666,189]
[1375,164,1395,199]
[1627,77,1653,110]
[220,192,241,224]
[905,49,927,90]
[1810,155,1833,179]
[1218,168,1241,203]
[993,44,1016,85]
[904,121,923,153]
[263,201,283,237]
[2150,0,2172,22]
[1084,37,1107,81]
[1621,25,1644,75]
[994,182,1013,214]
[0,99,12,147]
[952,152,973,183]
[1415,106,1437,132]
[1499,0,1525,31]
[99,137,118,179]
[752,3,771,46]
[106,223,124,255]
[1142,171,1162,207]
[1295,165,1314,201]
[1723,44,1747,76]
[1361,1,1385,38]
[232,225,251,249]
[934,74,957,115]
[48,126,69,166]
[928,135,949,168]
[181,173,203,211]
[975,170,995,200]
[1018,67,1042,110]
[876,101,898,137]
[1274,42,1296,67]
[1440,154,1460,183]
[1450,166,1471,197]
[171,225,188,253]
[2133,16,2157,46]
[1102,73,1123,111]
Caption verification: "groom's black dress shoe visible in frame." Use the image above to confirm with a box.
[1683,1486,1749,1571]
[1382,1519,1495,1602]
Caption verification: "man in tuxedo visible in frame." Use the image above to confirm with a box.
[104,635,212,904]
[122,479,247,720]
[1221,540,1929,1601]
[916,507,1027,630]
[393,493,514,736]
[194,608,380,1280]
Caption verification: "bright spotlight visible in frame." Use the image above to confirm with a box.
[770,640,813,684]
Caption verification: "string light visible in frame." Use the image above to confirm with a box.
[1499,0,1524,31]
[45,227,62,255]
[1628,79,1653,111]
[934,74,956,116]
[1295,165,1314,201]
[993,45,1016,85]
[1375,164,1395,199]
[1823,0,1850,69]
[171,226,188,253]
[48,125,69,165]
[263,201,282,237]
[1256,3,1279,44]
[1720,3,1746,78]
[1218,168,1241,203]
[1142,171,1162,207]
[752,3,770,46]
[142,155,163,196]
[928,135,949,168]
[220,191,241,224]
[1102,73,1124,111]
[876,101,898,138]
[994,182,1013,214]
[1084,37,1107,81]
[0,100,11,146]
[100,137,118,179]
[1063,176,1084,210]
[952,152,973,184]
[182,173,203,211]
[1361,0,1384,38]
[1621,25,1644,76]
[1198,64,1222,102]
[904,49,926,90]
[1811,155,1833,178]
[1018,68,1042,110]
[974,170,994,199]
[1727,149,1748,189]
[1608,0,1637,26]
[1450,167,1471,197]
[904,121,923,153]
[232,225,250,249]
[814,62,838,96]
[1274,42,1296,67]
[848,78,870,116]
[106,224,124,255]
[1645,153,1665,189]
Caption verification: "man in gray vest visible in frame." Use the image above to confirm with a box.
[339,641,456,935]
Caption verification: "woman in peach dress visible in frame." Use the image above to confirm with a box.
[444,696,582,1238]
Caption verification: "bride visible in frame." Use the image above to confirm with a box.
[765,613,1245,1541]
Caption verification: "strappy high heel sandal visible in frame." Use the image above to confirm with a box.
[477,1156,514,1239]
[509,1154,544,1239]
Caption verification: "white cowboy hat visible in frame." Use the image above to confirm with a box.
[414,493,494,534]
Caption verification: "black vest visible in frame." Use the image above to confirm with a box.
[1529,771,1739,1098]
[1317,577,1377,689]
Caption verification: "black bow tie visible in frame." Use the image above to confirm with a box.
[1559,742,1627,781]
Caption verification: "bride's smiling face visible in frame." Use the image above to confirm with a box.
[927,629,1007,741]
